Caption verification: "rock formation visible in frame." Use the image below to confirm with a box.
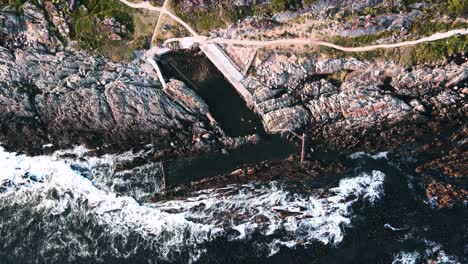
[241,52,467,149]
[0,2,218,153]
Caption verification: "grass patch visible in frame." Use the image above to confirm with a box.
[403,0,468,18]
[0,0,27,11]
[171,3,259,34]
[409,16,468,36]
[69,0,156,62]
[70,0,134,49]
[317,34,467,65]
[169,0,306,33]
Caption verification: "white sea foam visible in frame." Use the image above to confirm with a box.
[384,223,406,231]
[392,240,462,264]
[0,146,386,263]
[349,151,389,160]
[392,251,420,264]
[423,240,461,264]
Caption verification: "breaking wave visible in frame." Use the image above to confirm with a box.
[0,146,385,263]
[392,240,462,264]
[349,151,389,160]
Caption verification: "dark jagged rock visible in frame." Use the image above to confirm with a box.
[0,3,222,155]
[243,54,467,152]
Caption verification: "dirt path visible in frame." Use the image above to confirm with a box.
[165,29,468,52]
[150,0,168,44]
[119,0,467,52]
[119,0,199,36]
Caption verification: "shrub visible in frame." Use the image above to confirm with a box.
[441,0,468,18]
[272,0,286,13]
[0,0,27,12]
[70,0,134,49]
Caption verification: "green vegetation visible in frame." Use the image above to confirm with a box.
[271,0,306,13]
[172,3,264,34]
[272,0,286,13]
[0,0,27,12]
[70,0,134,49]
[320,5,468,66]
[68,0,155,61]
[170,0,308,33]
[328,70,348,82]
[409,14,468,36]
[402,0,468,18]
[318,34,467,65]
[303,0,317,6]
[1,0,154,61]
[441,0,468,18]
[408,35,467,64]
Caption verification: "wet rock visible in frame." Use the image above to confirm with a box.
[220,134,261,150]
[426,181,467,209]
[410,99,426,112]
[254,214,269,224]
[230,168,244,176]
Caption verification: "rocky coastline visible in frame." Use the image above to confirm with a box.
[0,0,466,209]
[0,2,262,158]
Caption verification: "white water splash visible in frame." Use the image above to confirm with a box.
[392,251,420,264]
[0,146,386,263]
[392,240,462,264]
[0,145,163,200]
[349,151,389,160]
[384,223,406,231]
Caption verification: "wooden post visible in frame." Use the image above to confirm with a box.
[160,161,166,191]
[301,133,307,163]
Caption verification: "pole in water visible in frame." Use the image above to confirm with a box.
[160,161,166,191]
[301,133,307,163]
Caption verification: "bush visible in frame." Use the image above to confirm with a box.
[441,0,468,18]
[0,0,27,12]
[272,0,286,13]
[70,0,134,49]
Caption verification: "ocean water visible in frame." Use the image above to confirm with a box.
[0,146,465,264]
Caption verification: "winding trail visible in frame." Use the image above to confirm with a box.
[121,0,468,129]
[119,0,199,36]
[120,0,467,53]
[166,29,468,51]
[151,0,169,44]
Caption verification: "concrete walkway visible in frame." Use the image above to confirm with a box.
[199,43,256,107]
[118,0,256,111]
[118,0,468,124]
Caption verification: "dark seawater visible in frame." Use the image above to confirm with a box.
[159,51,298,185]
[167,136,297,185]
[159,50,263,137]
[0,148,466,264]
